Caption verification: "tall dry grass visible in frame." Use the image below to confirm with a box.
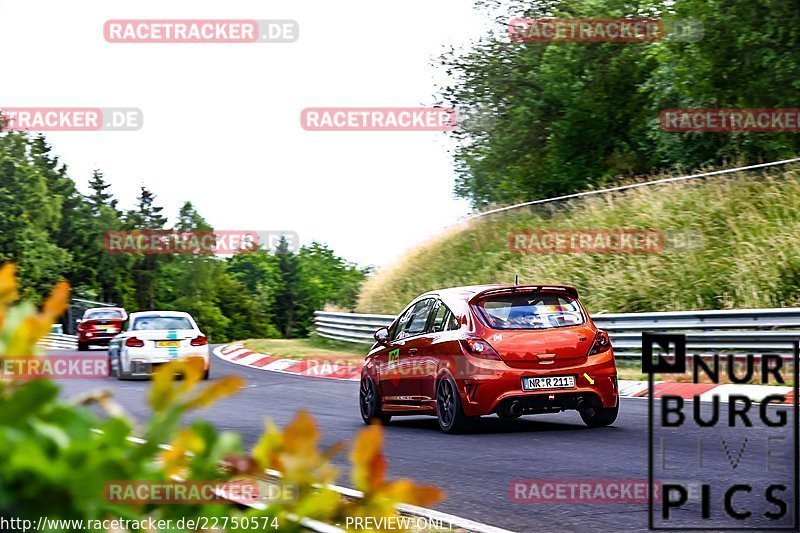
[357,166,800,315]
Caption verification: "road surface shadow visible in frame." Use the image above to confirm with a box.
[385,415,617,435]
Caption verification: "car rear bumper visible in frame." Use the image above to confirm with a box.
[79,333,119,344]
[457,351,618,416]
[124,348,209,376]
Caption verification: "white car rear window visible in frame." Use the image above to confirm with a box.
[85,310,124,319]
[132,317,193,330]
[476,293,585,330]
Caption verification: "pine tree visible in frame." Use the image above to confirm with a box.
[126,186,168,230]
[87,170,118,213]
[126,186,169,309]
[273,236,303,337]
[177,201,212,231]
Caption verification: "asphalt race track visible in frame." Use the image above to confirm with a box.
[53,347,797,533]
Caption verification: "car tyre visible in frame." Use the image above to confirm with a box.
[579,397,619,427]
[359,377,391,425]
[203,366,210,380]
[78,342,89,352]
[436,376,475,434]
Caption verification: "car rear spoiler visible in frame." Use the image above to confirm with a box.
[469,285,580,305]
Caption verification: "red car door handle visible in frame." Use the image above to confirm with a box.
[408,348,418,354]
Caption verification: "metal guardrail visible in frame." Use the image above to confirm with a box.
[37,333,78,350]
[314,308,800,359]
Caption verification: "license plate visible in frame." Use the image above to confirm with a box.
[104,327,117,332]
[157,340,180,348]
[522,375,575,390]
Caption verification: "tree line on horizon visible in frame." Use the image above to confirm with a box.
[0,129,368,341]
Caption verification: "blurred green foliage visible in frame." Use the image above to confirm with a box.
[0,267,442,531]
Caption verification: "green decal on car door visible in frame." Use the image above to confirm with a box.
[388,348,400,368]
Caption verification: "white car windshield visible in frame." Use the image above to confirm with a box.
[132,316,193,330]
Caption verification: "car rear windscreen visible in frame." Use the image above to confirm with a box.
[132,316,193,330]
[476,293,585,330]
[85,310,124,319]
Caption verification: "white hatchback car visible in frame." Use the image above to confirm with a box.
[108,311,210,380]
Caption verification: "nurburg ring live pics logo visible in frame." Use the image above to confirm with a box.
[645,332,799,529]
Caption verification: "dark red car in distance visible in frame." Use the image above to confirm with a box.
[77,307,127,351]
[359,284,618,433]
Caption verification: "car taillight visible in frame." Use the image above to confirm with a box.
[125,337,144,347]
[459,336,502,360]
[191,335,207,346]
[589,330,611,355]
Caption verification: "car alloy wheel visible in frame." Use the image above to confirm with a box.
[436,376,475,433]
[436,379,456,427]
[359,377,390,425]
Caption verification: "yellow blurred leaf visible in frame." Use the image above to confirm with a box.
[350,424,385,491]
[2,276,69,356]
[347,422,444,521]
[295,488,341,520]
[6,316,42,356]
[162,428,206,476]
[149,361,182,412]
[252,419,283,470]
[383,479,444,508]
[186,375,245,409]
[322,440,348,461]
[250,409,442,527]
[283,410,319,456]
[0,263,18,307]
[177,357,205,394]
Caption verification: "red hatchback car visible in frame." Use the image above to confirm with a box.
[77,307,127,351]
[359,284,618,433]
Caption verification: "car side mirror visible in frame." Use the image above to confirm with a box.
[374,327,390,345]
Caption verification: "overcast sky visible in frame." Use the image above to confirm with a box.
[0,0,497,267]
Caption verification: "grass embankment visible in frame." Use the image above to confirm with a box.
[241,335,367,361]
[357,165,800,315]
